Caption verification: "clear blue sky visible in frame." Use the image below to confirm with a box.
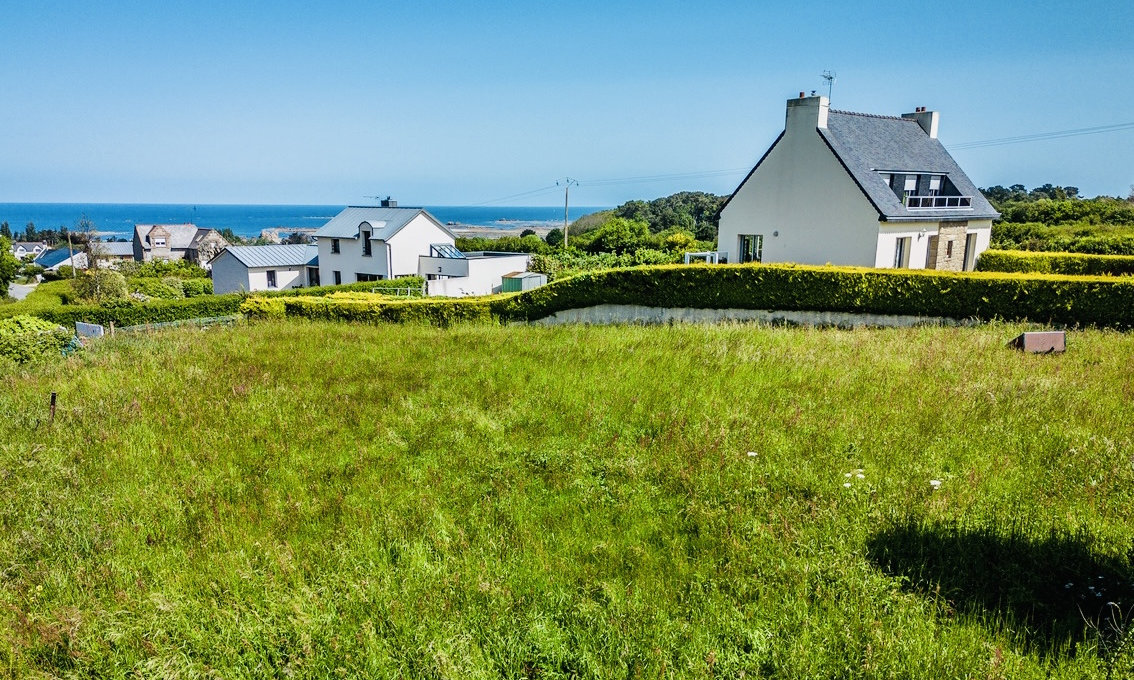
[1,0,1131,206]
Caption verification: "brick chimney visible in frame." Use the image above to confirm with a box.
[786,92,829,131]
[902,106,940,138]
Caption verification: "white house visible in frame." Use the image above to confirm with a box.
[210,244,319,294]
[313,200,456,284]
[33,248,87,272]
[11,241,49,260]
[717,94,1000,271]
[417,245,533,296]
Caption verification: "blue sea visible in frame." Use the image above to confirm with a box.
[0,203,611,240]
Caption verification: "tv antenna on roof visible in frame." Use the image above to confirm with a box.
[821,70,836,100]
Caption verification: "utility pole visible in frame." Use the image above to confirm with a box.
[557,177,578,248]
[66,232,76,278]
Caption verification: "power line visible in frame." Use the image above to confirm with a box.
[581,167,751,187]
[471,184,561,206]
[949,121,1134,150]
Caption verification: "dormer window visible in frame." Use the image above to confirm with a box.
[362,230,372,256]
[154,237,166,247]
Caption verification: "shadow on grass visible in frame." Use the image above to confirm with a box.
[867,519,1134,658]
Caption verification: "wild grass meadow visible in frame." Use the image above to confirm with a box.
[2,320,1133,678]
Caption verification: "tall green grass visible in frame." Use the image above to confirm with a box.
[1,321,1132,678]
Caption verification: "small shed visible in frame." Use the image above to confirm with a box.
[501,271,547,293]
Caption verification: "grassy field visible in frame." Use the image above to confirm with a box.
[2,320,1133,678]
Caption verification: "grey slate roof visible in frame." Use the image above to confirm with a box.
[134,224,219,251]
[819,111,999,221]
[218,244,318,268]
[314,206,455,240]
[96,241,135,257]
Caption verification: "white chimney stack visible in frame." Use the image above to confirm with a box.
[786,93,829,131]
[902,106,940,138]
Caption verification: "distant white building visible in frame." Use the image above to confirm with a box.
[717,94,1000,271]
[210,244,319,294]
[11,241,49,259]
[418,245,533,296]
[313,200,456,284]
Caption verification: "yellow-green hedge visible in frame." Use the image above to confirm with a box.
[243,264,1134,329]
[976,249,1134,276]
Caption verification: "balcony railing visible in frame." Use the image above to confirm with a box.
[905,195,972,209]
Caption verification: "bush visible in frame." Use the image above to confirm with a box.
[117,259,210,278]
[160,277,186,297]
[129,277,183,299]
[254,264,1134,330]
[72,270,128,303]
[0,315,71,363]
[240,297,286,319]
[976,250,1134,276]
[991,222,1134,255]
[181,278,213,297]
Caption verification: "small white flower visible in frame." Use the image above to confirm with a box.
[1065,583,1073,589]
[845,472,853,478]
[930,479,942,489]
[843,482,852,488]
[856,473,865,479]
[746,451,758,457]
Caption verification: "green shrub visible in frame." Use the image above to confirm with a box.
[129,277,183,299]
[36,294,246,328]
[0,315,71,363]
[72,270,128,303]
[281,295,496,327]
[991,221,1134,255]
[239,297,286,319]
[977,250,1134,276]
[257,264,1134,330]
[181,278,213,297]
[160,276,186,297]
[117,259,210,279]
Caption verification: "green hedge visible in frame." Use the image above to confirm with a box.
[0,315,72,363]
[35,295,247,327]
[976,249,1134,276]
[254,264,1134,330]
[1,277,424,328]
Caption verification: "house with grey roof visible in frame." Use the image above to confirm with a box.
[313,199,456,285]
[718,94,999,271]
[11,241,49,260]
[92,241,136,267]
[34,248,87,272]
[132,223,229,266]
[209,244,319,294]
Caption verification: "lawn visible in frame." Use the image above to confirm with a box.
[1,320,1132,678]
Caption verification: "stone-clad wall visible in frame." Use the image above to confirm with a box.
[926,222,968,271]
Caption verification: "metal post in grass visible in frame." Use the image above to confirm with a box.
[49,392,56,424]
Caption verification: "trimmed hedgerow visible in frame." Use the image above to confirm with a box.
[278,295,496,327]
[2,277,424,327]
[36,295,247,328]
[976,249,1134,277]
[254,264,1134,330]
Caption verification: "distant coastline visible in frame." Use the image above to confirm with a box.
[0,203,610,240]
